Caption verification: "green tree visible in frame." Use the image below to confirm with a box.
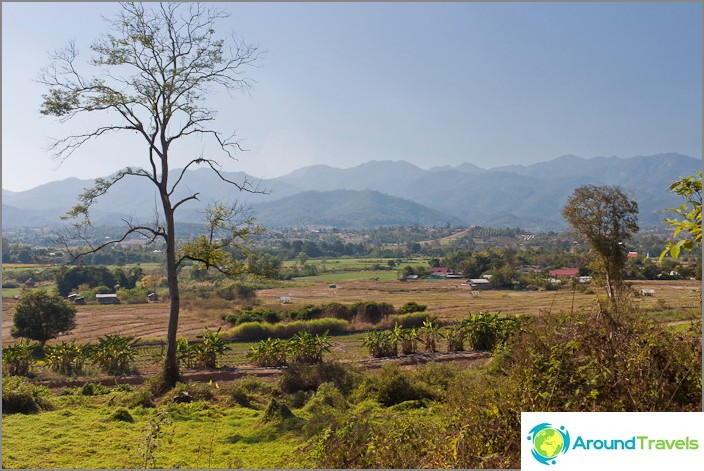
[39,2,261,389]
[11,290,77,346]
[562,185,639,306]
[660,171,702,260]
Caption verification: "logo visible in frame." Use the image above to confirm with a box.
[527,423,571,465]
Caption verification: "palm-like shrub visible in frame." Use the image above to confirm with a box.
[91,335,139,375]
[1,340,39,376]
[420,320,440,353]
[247,338,289,367]
[391,324,420,355]
[44,340,89,375]
[462,312,520,351]
[192,328,230,369]
[176,337,196,369]
[362,330,397,358]
[442,324,467,352]
[288,331,332,364]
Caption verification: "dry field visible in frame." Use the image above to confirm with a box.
[2,278,700,345]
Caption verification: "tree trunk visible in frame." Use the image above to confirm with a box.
[162,203,181,388]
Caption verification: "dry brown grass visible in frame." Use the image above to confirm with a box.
[2,279,700,345]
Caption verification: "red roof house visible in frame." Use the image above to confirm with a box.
[548,268,579,278]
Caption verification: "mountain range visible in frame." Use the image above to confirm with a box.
[2,153,700,231]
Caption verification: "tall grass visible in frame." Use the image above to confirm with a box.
[225,318,349,341]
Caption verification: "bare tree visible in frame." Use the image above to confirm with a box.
[562,185,639,308]
[39,2,262,389]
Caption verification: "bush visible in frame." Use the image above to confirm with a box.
[216,282,256,301]
[191,328,230,369]
[353,364,434,407]
[44,340,89,375]
[351,302,395,324]
[2,376,53,414]
[227,377,276,409]
[247,338,289,367]
[2,339,39,376]
[109,407,135,422]
[462,312,520,351]
[362,330,397,358]
[91,334,140,375]
[280,362,360,395]
[398,301,427,314]
[81,382,110,396]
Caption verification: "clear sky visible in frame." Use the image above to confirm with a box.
[2,1,702,192]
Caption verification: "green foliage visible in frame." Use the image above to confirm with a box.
[419,319,440,353]
[280,362,360,395]
[81,382,110,396]
[11,289,76,343]
[361,330,397,358]
[192,328,230,369]
[398,301,427,314]
[562,185,639,301]
[461,312,521,351]
[442,324,467,352]
[2,376,53,414]
[215,282,257,301]
[109,407,135,423]
[44,340,90,375]
[247,338,289,367]
[91,334,139,375]
[498,304,702,412]
[2,339,39,376]
[353,364,434,407]
[288,331,331,364]
[660,171,702,260]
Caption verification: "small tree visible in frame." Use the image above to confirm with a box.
[562,185,639,307]
[11,290,76,347]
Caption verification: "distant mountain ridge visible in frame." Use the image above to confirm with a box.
[2,153,701,231]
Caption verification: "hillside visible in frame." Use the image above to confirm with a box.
[2,153,700,230]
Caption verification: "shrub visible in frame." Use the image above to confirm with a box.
[462,312,520,351]
[288,331,331,364]
[398,301,427,314]
[261,398,296,424]
[91,334,140,375]
[353,364,434,407]
[247,338,289,367]
[227,377,275,409]
[2,376,53,414]
[81,382,110,396]
[420,319,440,353]
[44,340,89,375]
[110,407,135,422]
[442,324,467,352]
[2,339,39,376]
[176,337,196,369]
[216,282,256,301]
[192,328,230,369]
[362,330,397,358]
[351,302,395,324]
[280,362,360,395]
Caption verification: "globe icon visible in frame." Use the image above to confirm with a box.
[533,428,564,459]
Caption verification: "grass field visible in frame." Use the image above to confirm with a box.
[1,394,306,469]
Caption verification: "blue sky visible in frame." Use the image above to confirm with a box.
[2,2,702,191]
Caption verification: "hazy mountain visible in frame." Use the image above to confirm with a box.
[2,153,700,230]
[251,190,462,229]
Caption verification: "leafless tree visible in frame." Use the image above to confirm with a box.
[39,2,263,389]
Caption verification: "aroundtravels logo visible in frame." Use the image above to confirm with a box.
[526,423,571,465]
